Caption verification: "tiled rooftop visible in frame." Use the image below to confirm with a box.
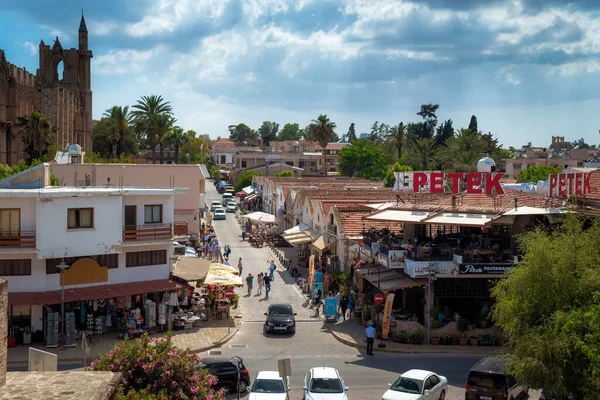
[335,206,402,238]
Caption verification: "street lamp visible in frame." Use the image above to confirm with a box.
[186,153,191,164]
[57,260,70,348]
[425,263,436,346]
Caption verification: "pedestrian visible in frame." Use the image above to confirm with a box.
[269,260,276,277]
[224,244,231,258]
[222,257,230,266]
[241,226,246,241]
[257,273,264,295]
[207,242,214,261]
[237,257,243,276]
[246,273,254,295]
[263,274,272,298]
[339,295,348,321]
[334,289,342,314]
[365,321,376,355]
[348,290,355,319]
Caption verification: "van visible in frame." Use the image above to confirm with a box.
[465,356,528,400]
[222,193,233,205]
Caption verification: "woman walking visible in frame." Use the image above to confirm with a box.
[339,295,349,321]
[246,273,254,295]
[257,273,264,295]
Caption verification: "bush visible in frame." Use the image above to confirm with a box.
[411,329,425,344]
[392,330,411,344]
[457,318,470,332]
[441,333,455,345]
[91,333,225,400]
[431,320,441,329]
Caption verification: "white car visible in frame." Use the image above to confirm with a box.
[226,202,237,213]
[213,209,226,220]
[381,369,447,400]
[211,200,222,211]
[303,367,348,400]
[249,371,289,400]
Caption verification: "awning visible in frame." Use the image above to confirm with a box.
[172,251,211,282]
[424,213,496,227]
[284,223,310,234]
[246,211,276,223]
[365,210,430,223]
[242,186,254,195]
[357,267,425,291]
[8,279,185,306]
[282,230,316,245]
[312,235,336,253]
[204,270,243,287]
[208,263,239,275]
[245,193,258,201]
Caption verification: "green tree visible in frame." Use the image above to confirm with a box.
[17,111,52,162]
[277,123,303,141]
[347,122,357,141]
[103,105,133,157]
[384,162,413,187]
[517,165,561,183]
[150,114,176,164]
[386,122,407,160]
[416,103,439,139]
[166,126,188,163]
[492,215,600,398]
[180,130,209,164]
[338,139,387,180]
[408,137,440,170]
[443,128,487,172]
[308,114,337,173]
[468,115,478,132]
[234,170,263,192]
[131,95,173,163]
[228,123,257,143]
[209,165,221,180]
[275,170,294,177]
[257,121,279,146]
[434,119,454,146]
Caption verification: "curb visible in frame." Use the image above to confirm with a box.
[329,329,499,356]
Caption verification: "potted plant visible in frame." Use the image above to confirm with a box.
[441,333,454,345]
[430,320,441,345]
[479,334,493,346]
[459,333,469,346]
[363,309,371,326]
[411,329,425,345]
[469,335,479,346]
[396,330,411,344]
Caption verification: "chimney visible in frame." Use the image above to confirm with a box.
[0,279,7,387]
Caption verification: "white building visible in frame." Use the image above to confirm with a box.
[1,186,186,334]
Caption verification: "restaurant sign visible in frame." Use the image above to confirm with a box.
[378,252,390,268]
[459,264,515,275]
[548,172,591,198]
[388,250,405,268]
[405,259,456,278]
[394,171,505,195]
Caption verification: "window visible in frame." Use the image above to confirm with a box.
[241,160,247,168]
[0,259,31,276]
[220,155,226,164]
[429,375,440,386]
[46,254,118,274]
[303,146,309,151]
[144,205,162,224]
[0,209,20,234]
[126,250,167,268]
[67,208,94,229]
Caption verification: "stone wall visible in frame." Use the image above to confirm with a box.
[0,279,7,388]
[41,86,79,149]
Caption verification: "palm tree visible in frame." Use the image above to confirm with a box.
[166,126,188,163]
[17,111,52,160]
[92,118,120,158]
[131,95,173,164]
[150,114,175,164]
[309,114,337,173]
[411,137,439,170]
[102,106,132,157]
[387,122,407,159]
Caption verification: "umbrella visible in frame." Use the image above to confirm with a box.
[245,211,276,223]
[204,270,243,286]
[209,263,239,275]
[236,191,246,197]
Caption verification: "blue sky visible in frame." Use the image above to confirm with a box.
[2,0,600,147]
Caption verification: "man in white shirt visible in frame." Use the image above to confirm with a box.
[365,322,376,355]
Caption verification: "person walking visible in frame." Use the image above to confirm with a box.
[339,295,348,321]
[246,273,254,295]
[334,289,342,314]
[257,273,264,295]
[241,226,246,241]
[237,257,243,276]
[366,321,376,355]
[263,273,272,298]
[207,242,214,261]
[269,260,276,277]
[348,290,355,319]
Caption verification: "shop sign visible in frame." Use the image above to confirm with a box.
[377,252,390,268]
[405,259,457,278]
[459,264,515,275]
[388,250,405,268]
[549,172,591,198]
[361,243,372,257]
[394,171,505,195]
[62,258,108,286]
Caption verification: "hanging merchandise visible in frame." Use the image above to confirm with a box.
[117,297,125,309]
[162,292,170,304]
[169,292,179,307]
[95,316,106,335]
[65,312,76,347]
[45,312,59,347]
[158,303,167,326]
[86,313,95,336]
[124,295,132,310]
[144,299,156,328]
[181,288,189,307]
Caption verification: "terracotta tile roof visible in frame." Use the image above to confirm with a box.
[325,143,347,150]
[8,279,184,305]
[585,170,600,200]
[335,206,402,238]
[214,138,235,146]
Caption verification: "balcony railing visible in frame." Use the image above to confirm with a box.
[123,224,172,241]
[0,231,36,248]
[174,222,189,236]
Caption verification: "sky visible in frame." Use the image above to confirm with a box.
[2,0,600,148]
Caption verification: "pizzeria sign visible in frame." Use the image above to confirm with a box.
[459,264,515,275]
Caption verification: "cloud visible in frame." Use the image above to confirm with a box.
[496,66,521,86]
[87,19,119,36]
[22,42,37,56]
[94,47,164,75]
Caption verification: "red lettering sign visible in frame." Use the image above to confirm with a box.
[548,172,592,197]
[566,173,575,196]
[413,172,428,192]
[558,174,567,197]
[549,174,558,195]
[466,173,482,194]
[584,172,591,194]
[430,172,444,193]
[447,173,464,194]
[575,173,582,195]
[405,172,505,195]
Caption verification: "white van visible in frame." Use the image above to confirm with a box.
[222,193,233,205]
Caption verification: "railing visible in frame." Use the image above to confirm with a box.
[0,231,36,248]
[123,224,172,241]
[174,222,189,236]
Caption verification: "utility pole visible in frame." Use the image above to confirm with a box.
[426,263,435,345]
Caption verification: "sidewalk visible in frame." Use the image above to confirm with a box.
[329,319,503,355]
[7,316,241,364]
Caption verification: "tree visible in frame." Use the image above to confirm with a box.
[409,137,440,170]
[416,103,439,139]
[103,105,132,157]
[384,162,413,187]
[434,119,454,146]
[150,114,176,164]
[180,130,209,164]
[17,111,52,162]
[131,95,173,163]
[468,115,478,133]
[277,123,303,141]
[338,139,388,180]
[386,122,407,160]
[347,122,357,141]
[308,114,337,174]
[275,170,294,177]
[209,165,221,180]
[442,128,488,172]
[91,333,224,399]
[228,123,257,143]
[257,121,279,146]
[166,126,189,163]
[234,170,263,192]
[517,165,561,183]
[492,216,600,398]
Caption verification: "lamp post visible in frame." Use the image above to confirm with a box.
[186,153,191,164]
[57,260,70,348]
[425,262,436,346]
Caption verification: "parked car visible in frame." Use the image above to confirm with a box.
[226,203,237,213]
[211,200,222,211]
[249,371,289,400]
[465,356,528,400]
[264,303,296,334]
[218,183,234,194]
[381,369,447,400]
[198,356,251,393]
[222,193,233,205]
[303,367,349,400]
[213,209,227,220]
[215,180,228,188]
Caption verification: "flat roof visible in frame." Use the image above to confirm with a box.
[0,186,188,198]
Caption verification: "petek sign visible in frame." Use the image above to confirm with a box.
[548,172,591,198]
[394,171,505,195]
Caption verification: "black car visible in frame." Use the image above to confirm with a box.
[264,303,297,334]
[465,356,528,400]
[198,356,251,393]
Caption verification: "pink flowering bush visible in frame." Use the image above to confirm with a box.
[91,333,225,400]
